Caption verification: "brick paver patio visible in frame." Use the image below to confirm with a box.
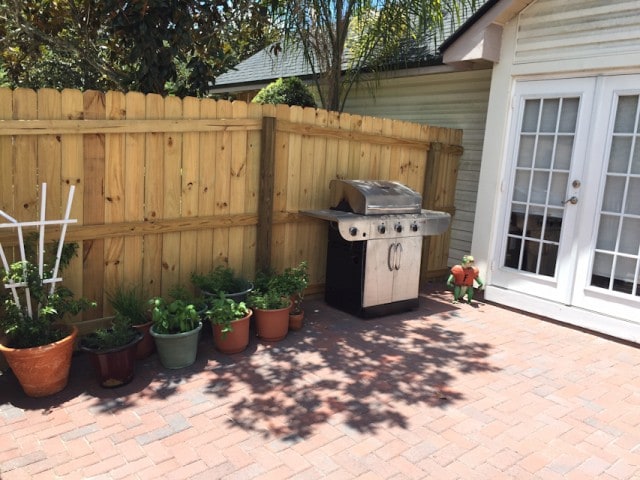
[1,284,639,479]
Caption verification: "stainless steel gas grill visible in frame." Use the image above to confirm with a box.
[303,179,450,317]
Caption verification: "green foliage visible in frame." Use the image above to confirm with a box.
[247,289,290,311]
[0,239,96,349]
[205,293,250,336]
[149,297,199,335]
[248,261,308,311]
[0,0,277,96]
[267,0,478,111]
[80,315,139,352]
[107,284,149,326]
[191,266,251,296]
[252,77,317,107]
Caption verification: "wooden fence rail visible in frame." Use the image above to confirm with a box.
[0,87,462,321]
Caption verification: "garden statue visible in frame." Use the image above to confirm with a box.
[447,255,484,304]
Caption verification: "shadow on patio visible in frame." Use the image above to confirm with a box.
[0,285,498,442]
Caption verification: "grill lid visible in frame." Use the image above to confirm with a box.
[330,179,422,215]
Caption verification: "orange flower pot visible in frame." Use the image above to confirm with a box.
[212,310,252,354]
[254,303,291,342]
[0,325,78,397]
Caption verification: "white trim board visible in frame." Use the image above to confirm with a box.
[484,285,640,345]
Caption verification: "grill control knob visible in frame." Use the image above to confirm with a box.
[395,224,403,233]
[411,223,418,232]
[378,225,386,234]
[349,227,358,236]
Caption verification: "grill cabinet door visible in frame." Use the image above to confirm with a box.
[363,237,422,307]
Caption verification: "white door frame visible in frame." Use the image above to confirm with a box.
[485,74,640,342]
[490,77,596,304]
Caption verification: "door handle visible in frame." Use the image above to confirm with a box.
[562,196,578,205]
[394,243,402,270]
[387,243,402,271]
[387,243,395,271]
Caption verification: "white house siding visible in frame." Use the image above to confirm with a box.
[515,0,640,65]
[472,0,640,343]
[343,68,492,267]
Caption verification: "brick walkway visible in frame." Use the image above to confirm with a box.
[1,285,639,479]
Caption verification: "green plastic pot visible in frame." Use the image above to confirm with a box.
[150,322,202,369]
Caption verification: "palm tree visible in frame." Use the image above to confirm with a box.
[267,0,479,112]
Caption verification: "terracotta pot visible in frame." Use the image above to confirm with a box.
[212,310,252,354]
[81,333,142,388]
[0,325,78,397]
[133,320,155,359]
[288,310,304,331]
[254,302,291,341]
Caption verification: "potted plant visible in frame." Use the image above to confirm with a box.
[149,295,202,369]
[280,262,309,330]
[205,293,252,354]
[260,262,309,331]
[247,288,291,342]
[79,314,142,387]
[0,241,96,397]
[107,284,154,359]
[191,265,253,302]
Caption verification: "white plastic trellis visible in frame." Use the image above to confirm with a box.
[0,183,77,318]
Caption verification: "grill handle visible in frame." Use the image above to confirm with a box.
[387,243,403,271]
[387,243,395,271]
[395,243,402,270]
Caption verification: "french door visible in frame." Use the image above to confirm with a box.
[492,75,640,321]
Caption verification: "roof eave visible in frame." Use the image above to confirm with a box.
[440,0,537,67]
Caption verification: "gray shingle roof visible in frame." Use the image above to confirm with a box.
[215,42,313,87]
[214,1,492,88]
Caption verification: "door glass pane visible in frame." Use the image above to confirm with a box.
[504,95,577,277]
[620,218,640,254]
[591,252,613,288]
[540,99,560,132]
[613,257,637,294]
[559,98,579,133]
[590,94,640,296]
[549,173,568,205]
[531,172,550,204]
[625,177,640,215]
[555,137,574,170]
[602,176,625,212]
[596,215,619,250]
[608,137,632,173]
[513,170,530,202]
[632,144,640,174]
[614,96,638,133]
[535,135,554,168]
[517,136,535,167]
[522,100,540,132]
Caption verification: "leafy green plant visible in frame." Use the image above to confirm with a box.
[276,262,309,314]
[80,314,140,351]
[149,297,199,335]
[191,266,251,296]
[107,284,149,326]
[0,241,96,349]
[252,77,317,108]
[253,261,309,314]
[247,289,290,311]
[205,293,250,336]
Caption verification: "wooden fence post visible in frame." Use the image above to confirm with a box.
[256,116,276,272]
[421,141,462,282]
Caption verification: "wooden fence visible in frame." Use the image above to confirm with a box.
[0,87,463,321]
